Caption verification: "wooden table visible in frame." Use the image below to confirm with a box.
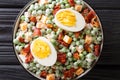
[0,0,120,80]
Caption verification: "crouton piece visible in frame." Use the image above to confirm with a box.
[46,74,55,80]
[63,35,72,44]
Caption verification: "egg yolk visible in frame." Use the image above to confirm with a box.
[32,39,51,59]
[56,10,76,27]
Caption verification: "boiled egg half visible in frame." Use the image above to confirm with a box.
[31,37,57,66]
[55,9,86,32]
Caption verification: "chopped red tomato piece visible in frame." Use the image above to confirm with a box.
[57,53,66,64]
[25,53,33,63]
[33,28,41,37]
[94,44,100,56]
[19,37,24,43]
[53,4,60,15]
[68,0,75,6]
[30,16,37,23]
[64,68,75,78]
[40,71,47,78]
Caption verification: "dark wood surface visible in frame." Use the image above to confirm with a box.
[0,0,120,80]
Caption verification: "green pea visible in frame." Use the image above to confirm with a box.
[76,0,81,5]
[49,4,54,9]
[32,10,37,16]
[63,0,68,4]
[21,15,25,21]
[37,10,43,15]
[60,47,67,52]
[65,4,70,8]
[52,1,56,5]
[13,39,19,44]
[56,0,60,2]
[47,29,52,34]
[30,22,35,26]
[61,4,65,9]
[25,17,29,22]
[82,51,87,56]
[48,69,53,73]
[67,52,72,57]
[97,36,102,42]
[51,39,56,44]
[29,4,34,11]
[79,53,84,60]
[46,20,52,24]
[71,7,75,10]
[68,58,72,61]
[66,65,71,69]
[91,30,96,35]
[76,41,80,46]
[71,47,76,53]
[34,3,39,10]
[73,38,77,41]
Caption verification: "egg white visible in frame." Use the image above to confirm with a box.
[55,9,86,32]
[31,37,57,66]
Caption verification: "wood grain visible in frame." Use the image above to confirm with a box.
[0,65,119,80]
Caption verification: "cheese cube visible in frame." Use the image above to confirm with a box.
[75,4,83,12]
[40,15,48,23]
[75,67,84,76]
[63,35,72,44]
[20,22,27,31]
[85,35,92,44]
[46,74,55,80]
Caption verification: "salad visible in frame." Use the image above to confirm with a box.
[13,0,103,80]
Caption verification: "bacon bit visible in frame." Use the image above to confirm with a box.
[73,52,80,60]
[53,5,60,15]
[25,53,33,63]
[68,0,75,6]
[74,32,80,38]
[94,44,100,56]
[33,28,41,37]
[19,37,24,43]
[40,70,48,78]
[82,8,90,17]
[64,68,75,78]
[30,16,37,23]
[57,53,66,64]
[85,10,96,23]
[21,44,30,56]
[84,43,91,52]
[91,16,100,28]
[58,32,64,41]
[58,40,69,47]
[46,24,53,28]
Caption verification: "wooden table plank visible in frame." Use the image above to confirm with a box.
[0,65,119,80]
[0,0,120,9]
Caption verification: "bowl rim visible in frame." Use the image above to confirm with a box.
[12,0,104,80]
